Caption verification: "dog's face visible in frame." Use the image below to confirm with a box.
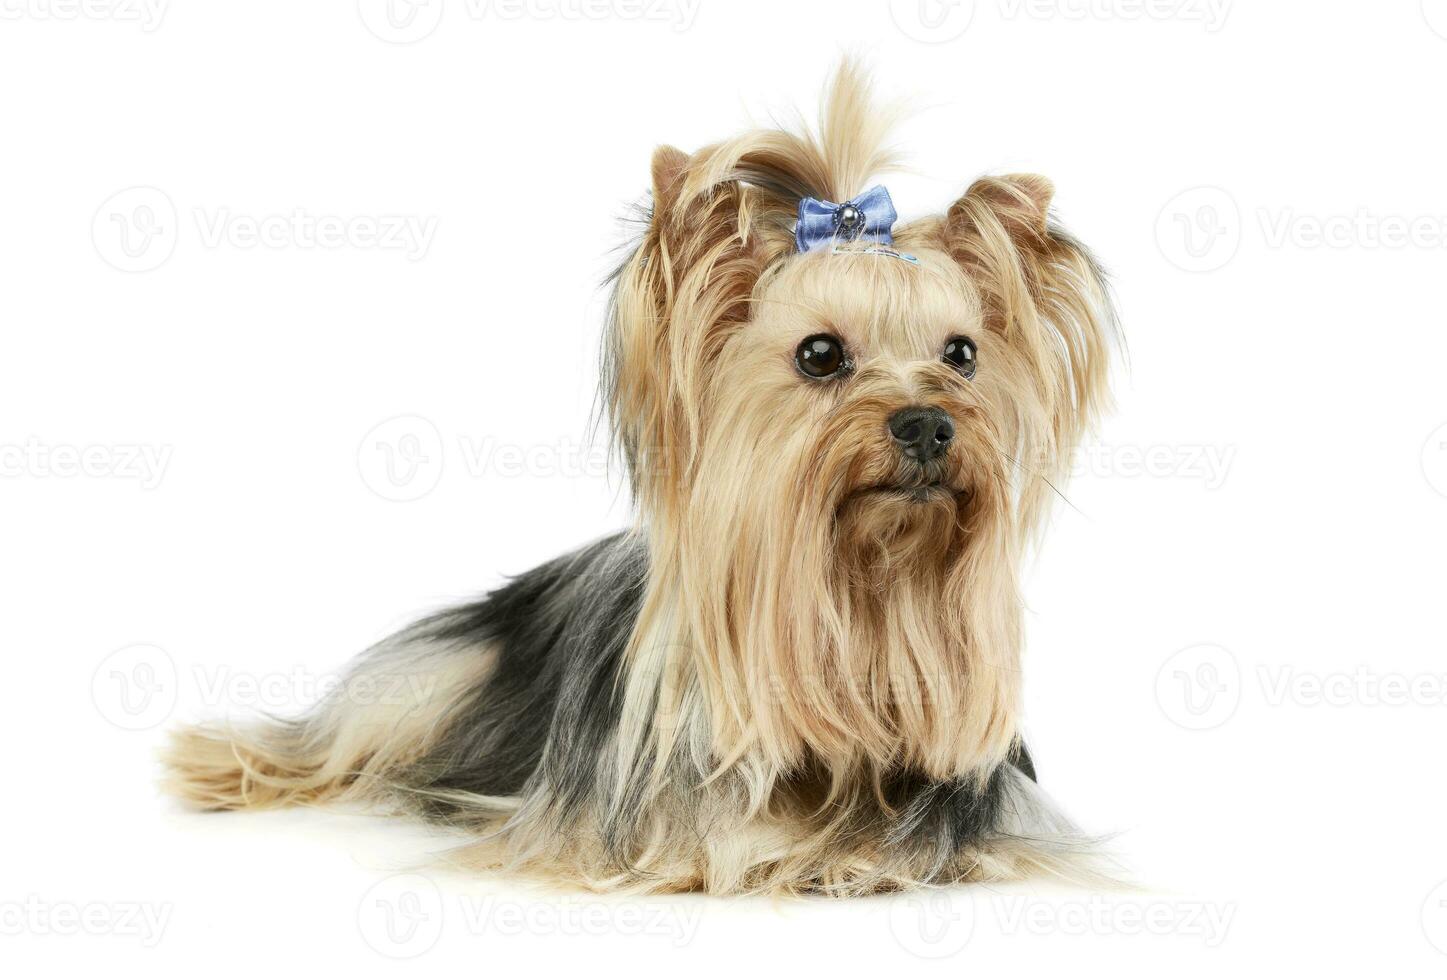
[699,245,1004,567]
[616,169,1108,568]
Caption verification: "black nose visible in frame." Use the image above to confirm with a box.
[888,406,955,462]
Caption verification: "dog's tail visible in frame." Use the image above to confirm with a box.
[162,620,496,812]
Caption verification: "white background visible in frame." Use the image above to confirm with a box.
[4,0,1446,975]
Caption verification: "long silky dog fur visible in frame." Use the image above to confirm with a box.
[164,61,1118,896]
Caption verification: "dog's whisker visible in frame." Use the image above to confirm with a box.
[998,449,1083,515]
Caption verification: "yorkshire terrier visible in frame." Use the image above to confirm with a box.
[165,62,1117,896]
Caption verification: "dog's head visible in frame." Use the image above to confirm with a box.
[607,63,1116,777]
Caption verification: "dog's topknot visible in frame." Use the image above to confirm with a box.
[676,57,905,213]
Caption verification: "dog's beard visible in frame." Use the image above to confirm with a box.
[837,445,972,556]
[819,394,1010,583]
[660,403,1022,783]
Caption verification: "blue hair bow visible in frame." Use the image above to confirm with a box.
[795,185,897,253]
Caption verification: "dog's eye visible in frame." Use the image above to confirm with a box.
[942,336,977,379]
[796,334,847,379]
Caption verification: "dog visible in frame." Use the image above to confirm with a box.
[165,62,1118,896]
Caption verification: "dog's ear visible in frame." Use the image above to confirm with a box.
[650,144,690,211]
[950,174,1055,246]
[942,174,1116,510]
[608,145,783,508]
